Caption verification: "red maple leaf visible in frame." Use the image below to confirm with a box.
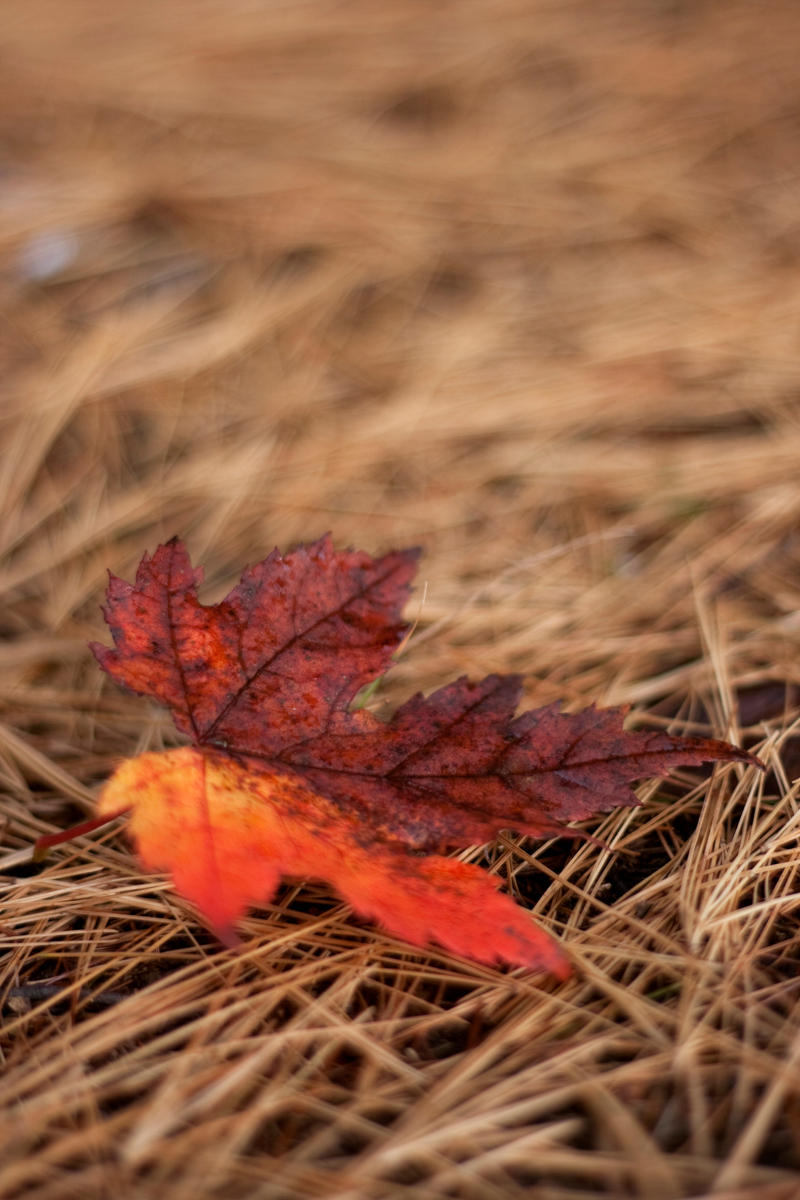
[38,537,760,975]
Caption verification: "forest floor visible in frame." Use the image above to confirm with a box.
[2,2,800,1197]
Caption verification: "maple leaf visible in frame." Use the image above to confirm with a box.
[41,537,761,975]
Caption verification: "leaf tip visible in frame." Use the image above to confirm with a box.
[549,953,572,982]
[707,740,766,771]
[214,922,243,950]
[88,639,109,665]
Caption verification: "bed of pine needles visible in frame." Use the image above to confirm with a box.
[3,2,800,1197]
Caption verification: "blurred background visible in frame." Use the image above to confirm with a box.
[3,4,800,1197]
[3,1,799,685]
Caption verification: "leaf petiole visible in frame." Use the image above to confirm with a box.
[33,808,131,862]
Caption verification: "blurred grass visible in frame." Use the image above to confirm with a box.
[2,2,800,1197]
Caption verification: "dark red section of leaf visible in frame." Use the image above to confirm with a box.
[91,535,420,752]
[267,675,756,848]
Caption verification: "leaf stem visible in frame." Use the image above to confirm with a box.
[33,808,131,861]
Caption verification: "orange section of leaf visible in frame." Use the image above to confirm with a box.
[98,747,570,975]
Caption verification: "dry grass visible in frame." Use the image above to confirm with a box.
[2,1,800,1196]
